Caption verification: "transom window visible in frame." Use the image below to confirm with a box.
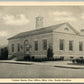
[24,40,29,46]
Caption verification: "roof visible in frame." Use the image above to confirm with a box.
[8,22,79,40]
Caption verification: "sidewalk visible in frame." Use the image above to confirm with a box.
[0,60,84,69]
[35,61,84,69]
[53,61,84,69]
[0,60,33,65]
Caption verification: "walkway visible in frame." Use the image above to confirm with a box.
[0,60,84,69]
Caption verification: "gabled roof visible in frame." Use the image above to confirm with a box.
[8,22,79,40]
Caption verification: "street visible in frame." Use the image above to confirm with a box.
[0,61,84,78]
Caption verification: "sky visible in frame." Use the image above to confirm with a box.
[0,6,84,47]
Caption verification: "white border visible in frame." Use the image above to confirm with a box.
[0,1,84,6]
[0,1,84,83]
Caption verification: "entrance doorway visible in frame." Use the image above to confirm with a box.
[24,40,30,60]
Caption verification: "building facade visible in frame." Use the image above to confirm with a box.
[8,17,84,60]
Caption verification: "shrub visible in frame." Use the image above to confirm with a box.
[72,59,75,64]
[32,56,35,61]
[76,59,84,64]
[60,56,64,60]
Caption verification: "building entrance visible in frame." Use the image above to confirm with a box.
[24,40,30,60]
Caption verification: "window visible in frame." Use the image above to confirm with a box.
[43,39,47,50]
[34,41,38,51]
[26,45,30,51]
[59,39,64,50]
[64,27,69,31]
[17,43,20,52]
[79,41,83,51]
[24,40,29,46]
[69,40,73,51]
[12,44,14,52]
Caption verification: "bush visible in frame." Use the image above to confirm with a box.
[60,56,64,60]
[32,56,35,61]
[24,55,30,61]
[0,47,8,60]
[72,59,75,64]
[75,59,84,64]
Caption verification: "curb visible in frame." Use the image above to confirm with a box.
[54,65,84,69]
[0,61,84,69]
[0,61,33,65]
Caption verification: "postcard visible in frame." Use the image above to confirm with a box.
[0,1,84,83]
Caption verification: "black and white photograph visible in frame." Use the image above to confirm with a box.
[0,2,84,79]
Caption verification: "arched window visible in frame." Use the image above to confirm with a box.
[24,40,29,46]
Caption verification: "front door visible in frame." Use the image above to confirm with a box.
[24,40,30,60]
[25,45,30,55]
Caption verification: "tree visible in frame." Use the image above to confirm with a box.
[0,47,8,60]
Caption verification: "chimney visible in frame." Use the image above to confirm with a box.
[36,16,43,29]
